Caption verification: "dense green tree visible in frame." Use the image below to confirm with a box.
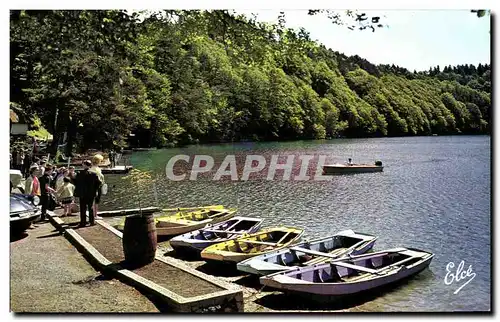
[10,9,491,154]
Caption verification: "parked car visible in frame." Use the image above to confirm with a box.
[10,194,41,233]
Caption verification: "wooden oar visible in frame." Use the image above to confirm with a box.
[238,239,282,246]
[200,229,246,234]
[222,219,242,232]
[291,247,344,259]
[329,247,407,263]
[162,205,223,212]
[304,248,347,266]
[373,256,421,274]
[275,232,291,246]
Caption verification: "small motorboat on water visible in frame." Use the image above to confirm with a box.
[170,216,264,252]
[201,227,304,263]
[260,247,434,298]
[323,160,384,174]
[237,230,377,276]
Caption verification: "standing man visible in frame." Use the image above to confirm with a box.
[109,150,116,168]
[39,165,56,222]
[74,160,101,227]
[17,150,25,172]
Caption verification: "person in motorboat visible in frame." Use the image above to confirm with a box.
[347,158,353,166]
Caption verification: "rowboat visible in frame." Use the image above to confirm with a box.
[170,216,264,252]
[237,230,377,276]
[323,161,383,174]
[115,205,225,231]
[260,247,434,297]
[162,205,225,213]
[200,227,304,263]
[155,208,237,237]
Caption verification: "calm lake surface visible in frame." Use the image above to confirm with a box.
[102,135,491,312]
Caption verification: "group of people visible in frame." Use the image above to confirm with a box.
[25,154,107,227]
[11,148,30,176]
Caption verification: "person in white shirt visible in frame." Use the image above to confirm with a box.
[38,161,46,177]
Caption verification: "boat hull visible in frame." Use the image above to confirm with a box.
[156,211,236,237]
[201,227,304,263]
[237,230,377,276]
[170,217,263,252]
[323,164,383,174]
[260,248,434,297]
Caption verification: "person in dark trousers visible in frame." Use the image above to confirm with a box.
[109,150,116,168]
[73,160,101,227]
[39,165,56,221]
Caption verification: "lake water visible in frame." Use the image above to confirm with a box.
[101,135,491,312]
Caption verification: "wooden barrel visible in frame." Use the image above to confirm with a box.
[122,213,157,266]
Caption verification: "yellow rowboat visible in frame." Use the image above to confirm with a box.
[200,227,304,263]
[161,205,225,213]
[116,205,226,231]
[155,208,237,237]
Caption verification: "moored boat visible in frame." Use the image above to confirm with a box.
[260,247,434,297]
[155,207,237,237]
[170,216,263,252]
[323,160,383,174]
[115,205,226,231]
[201,227,304,263]
[237,230,377,276]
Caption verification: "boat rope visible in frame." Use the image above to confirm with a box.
[247,285,267,301]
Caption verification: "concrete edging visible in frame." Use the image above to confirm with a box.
[47,211,244,312]
[97,219,244,310]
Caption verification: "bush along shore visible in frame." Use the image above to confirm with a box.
[10,10,491,154]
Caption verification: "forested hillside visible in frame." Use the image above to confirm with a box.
[10,10,491,154]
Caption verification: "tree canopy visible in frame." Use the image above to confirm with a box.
[10,10,491,154]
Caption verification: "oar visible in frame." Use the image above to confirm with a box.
[221,219,242,232]
[275,232,291,246]
[200,229,246,235]
[161,205,223,212]
[328,247,408,263]
[291,247,344,259]
[304,247,347,266]
[372,256,422,275]
[238,239,282,247]
[302,239,374,266]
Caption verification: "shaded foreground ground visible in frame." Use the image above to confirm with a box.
[76,224,224,298]
[10,220,160,313]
